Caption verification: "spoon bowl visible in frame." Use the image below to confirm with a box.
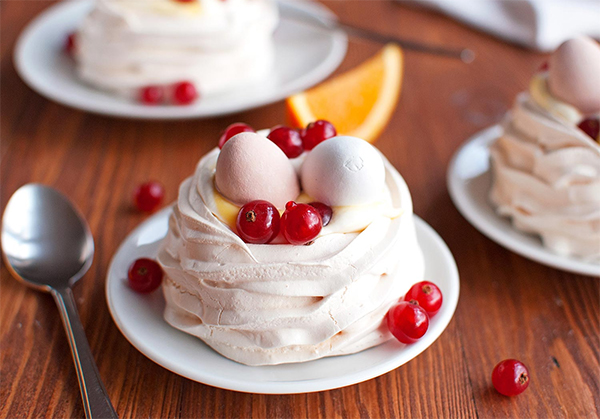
[2,184,94,290]
[2,184,117,419]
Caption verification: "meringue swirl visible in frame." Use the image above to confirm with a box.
[157,149,425,365]
[490,88,600,261]
[74,0,278,98]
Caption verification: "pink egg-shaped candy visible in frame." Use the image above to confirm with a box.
[215,132,300,209]
[548,36,600,114]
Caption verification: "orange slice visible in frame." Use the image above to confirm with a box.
[286,44,404,143]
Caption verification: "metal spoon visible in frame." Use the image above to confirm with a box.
[2,184,118,419]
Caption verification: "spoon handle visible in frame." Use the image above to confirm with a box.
[52,288,119,419]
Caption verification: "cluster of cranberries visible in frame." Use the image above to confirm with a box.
[218,120,337,157]
[387,281,442,344]
[387,281,530,396]
[221,120,337,245]
[139,82,198,106]
[236,200,331,245]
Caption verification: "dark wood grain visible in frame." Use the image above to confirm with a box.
[1,1,599,418]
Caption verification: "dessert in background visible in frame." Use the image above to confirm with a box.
[489,36,600,261]
[70,0,278,104]
[157,122,426,365]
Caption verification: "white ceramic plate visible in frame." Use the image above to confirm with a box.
[106,208,459,394]
[14,0,347,119]
[447,125,600,277]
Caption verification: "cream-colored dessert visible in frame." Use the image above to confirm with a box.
[73,0,278,100]
[157,132,425,366]
[489,37,600,261]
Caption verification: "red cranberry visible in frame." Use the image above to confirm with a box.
[267,126,304,158]
[65,32,76,55]
[281,202,322,245]
[404,281,443,316]
[173,81,198,105]
[308,202,332,227]
[236,200,280,244]
[301,120,337,150]
[387,300,429,344]
[218,123,254,149]
[140,86,164,105]
[128,258,163,293]
[133,181,165,212]
[578,118,599,141]
[538,61,549,72]
[492,359,530,396]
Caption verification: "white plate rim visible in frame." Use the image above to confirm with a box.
[447,125,600,277]
[14,0,348,119]
[105,208,460,394]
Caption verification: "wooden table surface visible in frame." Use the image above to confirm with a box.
[1,1,599,418]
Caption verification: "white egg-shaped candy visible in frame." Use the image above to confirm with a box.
[301,136,386,206]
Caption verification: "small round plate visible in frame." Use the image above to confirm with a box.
[106,208,459,394]
[14,0,347,119]
[447,125,600,277]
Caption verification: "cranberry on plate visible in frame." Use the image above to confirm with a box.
[173,81,198,105]
[404,281,443,316]
[140,86,164,105]
[65,32,76,55]
[128,258,163,293]
[387,300,429,344]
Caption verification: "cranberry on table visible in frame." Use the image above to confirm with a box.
[236,200,280,244]
[267,126,304,158]
[308,202,332,227]
[578,117,599,141]
[173,81,198,105]
[281,201,322,245]
[133,181,165,212]
[140,86,164,105]
[128,258,163,293]
[218,123,254,149]
[492,359,530,396]
[65,32,76,55]
[404,281,443,316]
[301,120,337,151]
[387,300,429,344]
